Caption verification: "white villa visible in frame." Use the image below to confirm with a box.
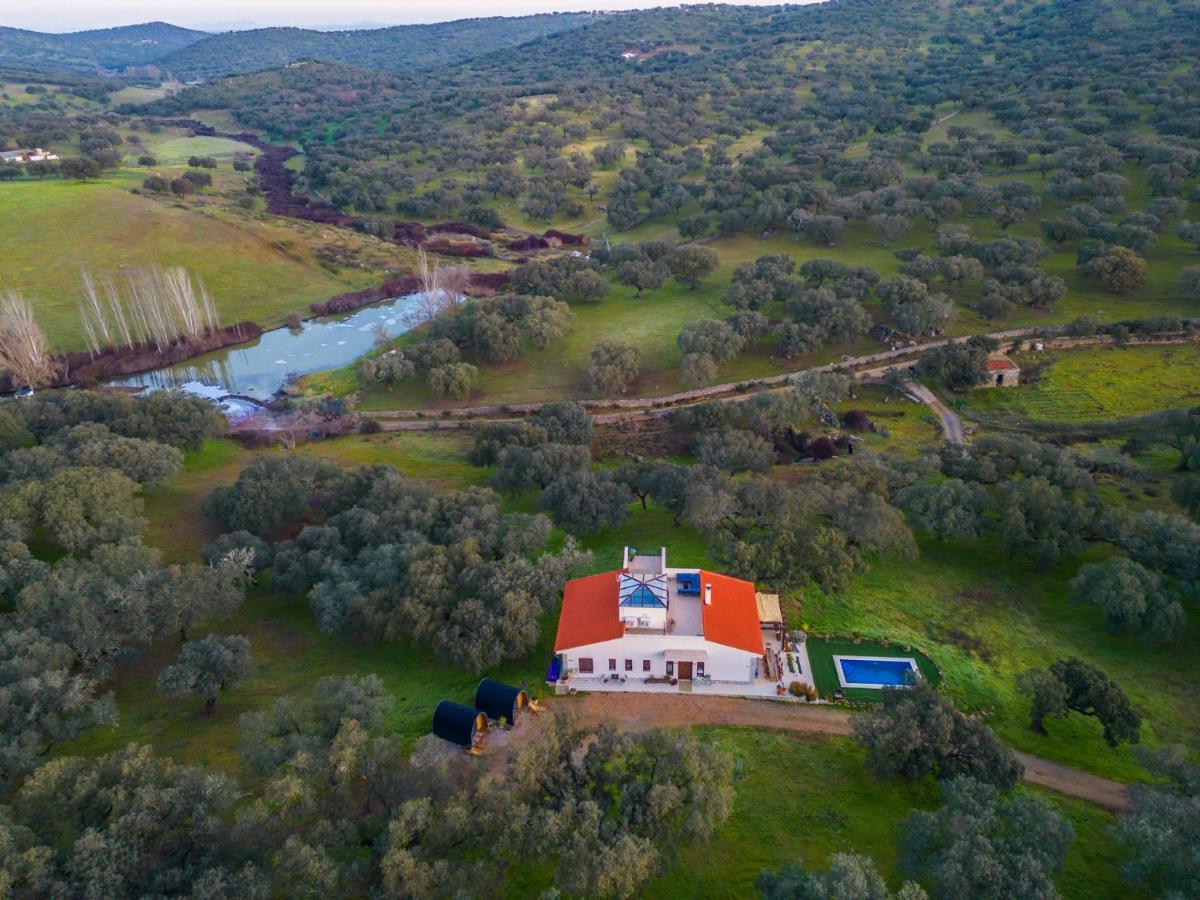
[0,148,59,165]
[553,547,813,697]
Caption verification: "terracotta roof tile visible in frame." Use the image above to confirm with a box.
[699,570,765,655]
[987,355,1019,371]
[554,570,625,651]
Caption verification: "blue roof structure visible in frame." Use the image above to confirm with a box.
[618,574,668,608]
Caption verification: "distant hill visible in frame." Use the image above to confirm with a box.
[0,22,207,72]
[156,14,597,80]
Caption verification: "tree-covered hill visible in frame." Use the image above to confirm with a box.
[150,13,598,80]
[0,22,207,72]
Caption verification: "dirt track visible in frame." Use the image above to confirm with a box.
[905,380,966,446]
[530,693,1131,812]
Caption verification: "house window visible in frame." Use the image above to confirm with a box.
[579,658,593,673]
[666,661,674,676]
[608,658,616,671]
[625,659,633,671]
[642,660,651,672]
[697,662,705,677]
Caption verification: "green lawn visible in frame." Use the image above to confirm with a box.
[806,636,941,702]
[799,538,1200,781]
[962,344,1200,423]
[0,176,383,350]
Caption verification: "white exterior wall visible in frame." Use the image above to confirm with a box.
[562,633,758,683]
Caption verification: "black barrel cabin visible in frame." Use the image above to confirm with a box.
[474,679,529,726]
[432,700,487,747]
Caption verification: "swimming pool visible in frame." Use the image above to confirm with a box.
[834,655,920,689]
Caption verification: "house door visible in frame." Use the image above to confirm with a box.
[677,661,694,680]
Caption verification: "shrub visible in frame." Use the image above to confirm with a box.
[842,410,873,432]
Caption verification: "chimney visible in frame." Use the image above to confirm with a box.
[704,583,712,605]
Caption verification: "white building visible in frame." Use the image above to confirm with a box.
[554,547,810,695]
[0,148,60,164]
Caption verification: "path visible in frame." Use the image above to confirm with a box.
[521,693,1132,812]
[905,380,966,446]
[363,330,1200,432]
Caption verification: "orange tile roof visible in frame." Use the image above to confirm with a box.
[987,355,1019,371]
[554,570,625,651]
[555,567,766,656]
[699,570,766,656]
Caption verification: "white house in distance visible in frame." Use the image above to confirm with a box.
[553,547,813,697]
[0,148,60,164]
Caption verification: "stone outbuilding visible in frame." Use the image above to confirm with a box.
[985,353,1020,387]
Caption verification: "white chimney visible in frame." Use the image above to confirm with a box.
[704,583,712,605]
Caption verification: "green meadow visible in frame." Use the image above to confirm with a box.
[0,175,384,350]
[962,344,1200,424]
[142,134,260,164]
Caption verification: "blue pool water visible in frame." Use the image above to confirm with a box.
[838,658,918,687]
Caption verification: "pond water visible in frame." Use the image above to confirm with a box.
[108,293,426,410]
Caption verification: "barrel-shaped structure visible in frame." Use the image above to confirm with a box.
[475,679,529,725]
[433,700,486,747]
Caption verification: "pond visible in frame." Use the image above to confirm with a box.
[108,293,427,411]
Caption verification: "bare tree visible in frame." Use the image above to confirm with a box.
[439,263,470,309]
[407,248,469,326]
[0,290,56,389]
[77,266,220,353]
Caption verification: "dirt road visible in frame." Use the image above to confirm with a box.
[528,693,1131,812]
[905,380,966,446]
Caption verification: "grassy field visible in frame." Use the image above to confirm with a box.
[143,135,260,164]
[0,175,388,350]
[641,729,1124,900]
[962,344,1200,423]
[800,537,1200,781]
[834,384,941,458]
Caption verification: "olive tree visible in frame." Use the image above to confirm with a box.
[850,682,1022,788]
[156,634,252,714]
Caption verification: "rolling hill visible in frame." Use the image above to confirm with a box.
[0,14,597,80]
[0,22,206,72]
[154,13,598,80]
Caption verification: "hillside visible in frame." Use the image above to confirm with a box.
[156,13,596,80]
[0,22,206,72]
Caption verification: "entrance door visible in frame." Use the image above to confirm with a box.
[678,661,694,680]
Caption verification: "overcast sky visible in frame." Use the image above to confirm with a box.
[6,0,803,33]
